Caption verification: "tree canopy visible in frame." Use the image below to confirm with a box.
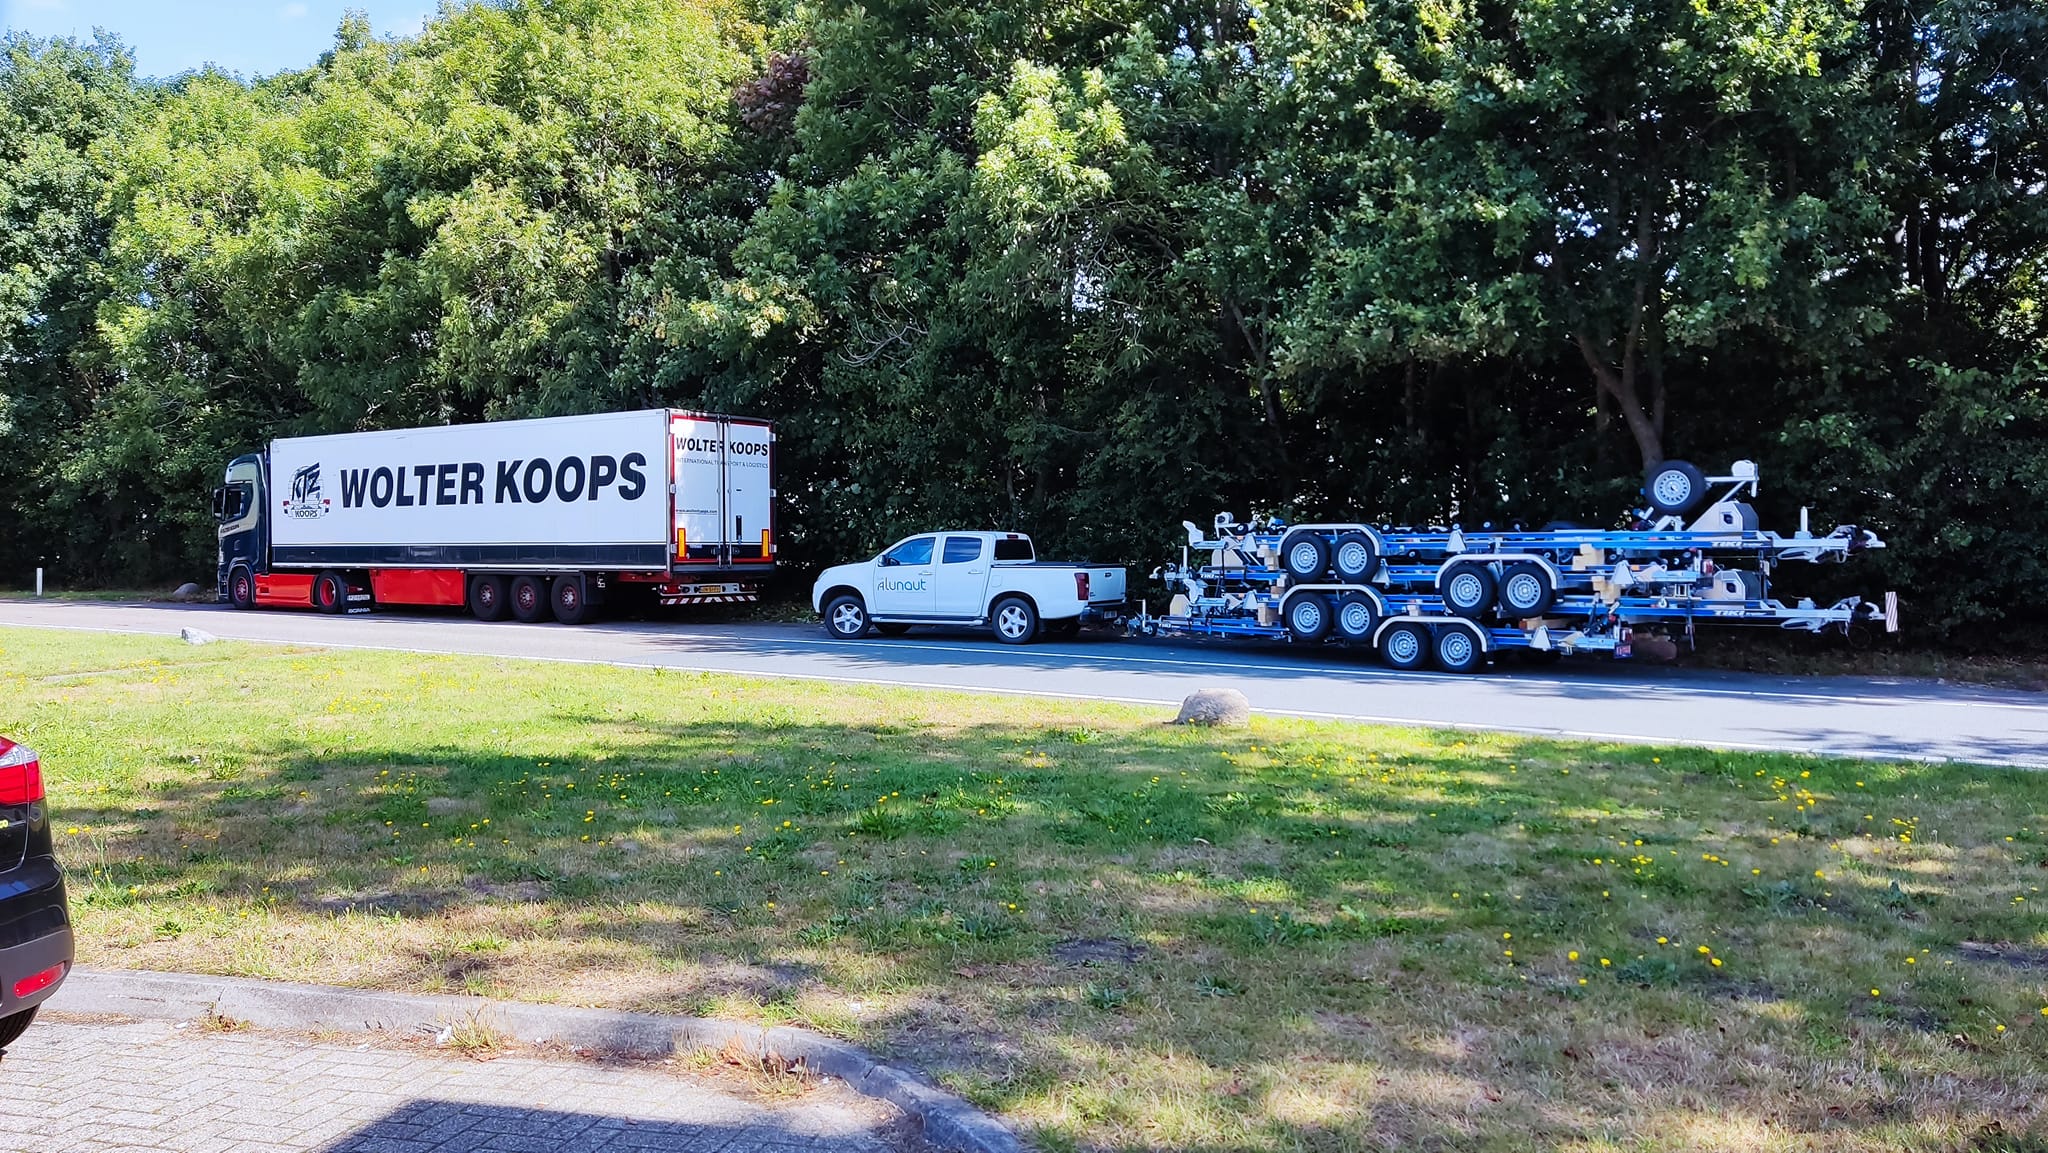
[1,0,2042,642]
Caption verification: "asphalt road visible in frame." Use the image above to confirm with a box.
[2,598,2039,767]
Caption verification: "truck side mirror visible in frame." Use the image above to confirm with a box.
[211,488,227,520]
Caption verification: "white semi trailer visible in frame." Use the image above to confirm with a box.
[1136,460,1897,672]
[210,409,774,623]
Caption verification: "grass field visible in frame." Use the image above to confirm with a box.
[5,626,2046,1151]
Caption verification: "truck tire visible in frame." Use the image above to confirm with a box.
[1644,460,1708,516]
[1378,621,1430,671]
[1496,562,1555,618]
[1284,593,1333,642]
[469,575,509,621]
[313,571,347,614]
[824,594,869,640]
[991,596,1040,645]
[1335,593,1379,644]
[227,567,255,610]
[510,575,551,623]
[1437,561,1496,619]
[550,575,594,625]
[1331,532,1378,582]
[1433,626,1484,673]
[1279,531,1331,581]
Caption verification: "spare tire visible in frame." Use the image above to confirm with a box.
[1644,460,1708,516]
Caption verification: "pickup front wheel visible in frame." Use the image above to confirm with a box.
[990,596,1040,645]
[824,594,870,640]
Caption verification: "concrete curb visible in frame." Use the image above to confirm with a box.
[57,967,1021,1153]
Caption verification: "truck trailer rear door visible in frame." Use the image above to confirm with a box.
[671,414,775,568]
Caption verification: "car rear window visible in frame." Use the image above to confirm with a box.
[993,538,1033,561]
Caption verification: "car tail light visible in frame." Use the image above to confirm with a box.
[12,964,63,1000]
[1075,572,1091,601]
[0,742,44,805]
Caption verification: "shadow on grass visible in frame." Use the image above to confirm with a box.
[44,695,2048,1151]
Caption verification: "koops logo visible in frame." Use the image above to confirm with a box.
[286,463,330,519]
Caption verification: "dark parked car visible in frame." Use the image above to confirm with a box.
[0,737,72,1047]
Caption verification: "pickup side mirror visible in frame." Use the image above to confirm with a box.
[880,555,898,567]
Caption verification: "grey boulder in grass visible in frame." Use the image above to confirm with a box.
[1174,688,1250,727]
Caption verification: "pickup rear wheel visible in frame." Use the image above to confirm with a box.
[991,596,1040,645]
[824,594,869,640]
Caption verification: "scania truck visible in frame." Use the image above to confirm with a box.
[211,409,773,624]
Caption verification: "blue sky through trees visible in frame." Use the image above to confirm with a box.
[2,0,435,77]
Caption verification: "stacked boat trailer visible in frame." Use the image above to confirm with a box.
[1129,460,1897,673]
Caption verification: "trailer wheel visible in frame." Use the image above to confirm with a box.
[1285,593,1333,642]
[1335,593,1379,644]
[510,575,551,623]
[469,575,509,621]
[313,571,347,614]
[991,596,1040,645]
[1433,626,1483,673]
[1437,561,1496,619]
[227,567,255,610]
[875,622,912,637]
[1378,622,1430,671]
[1331,532,1378,581]
[550,575,594,625]
[824,594,869,639]
[1644,460,1708,516]
[1279,531,1331,580]
[1496,562,1555,618]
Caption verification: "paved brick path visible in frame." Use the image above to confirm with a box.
[0,1017,916,1153]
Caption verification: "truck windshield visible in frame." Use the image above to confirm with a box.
[992,538,1033,561]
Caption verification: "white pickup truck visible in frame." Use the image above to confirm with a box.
[812,532,1127,644]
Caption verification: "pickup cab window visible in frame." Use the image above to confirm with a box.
[992,538,1033,562]
[942,537,984,564]
[882,536,934,567]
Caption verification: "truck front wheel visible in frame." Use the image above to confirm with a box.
[823,594,869,640]
[228,567,255,610]
[991,596,1040,645]
[469,575,509,621]
[510,575,551,623]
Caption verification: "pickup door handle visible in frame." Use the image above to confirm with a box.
[967,568,985,574]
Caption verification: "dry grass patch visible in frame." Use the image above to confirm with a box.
[5,625,2048,1151]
